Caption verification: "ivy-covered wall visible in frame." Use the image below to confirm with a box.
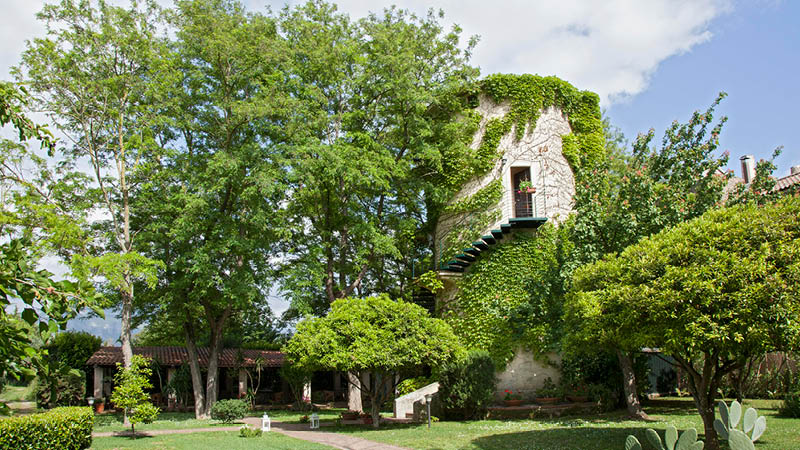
[435,74,604,267]
[436,74,604,371]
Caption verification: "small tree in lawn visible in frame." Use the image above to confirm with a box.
[284,295,465,427]
[111,355,160,435]
[565,198,800,450]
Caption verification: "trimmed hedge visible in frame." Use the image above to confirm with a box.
[0,406,93,450]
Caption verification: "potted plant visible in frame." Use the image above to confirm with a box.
[340,410,360,421]
[517,180,535,194]
[95,397,105,413]
[535,378,561,404]
[566,384,589,403]
[503,389,523,407]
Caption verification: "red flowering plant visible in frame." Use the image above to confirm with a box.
[503,389,521,401]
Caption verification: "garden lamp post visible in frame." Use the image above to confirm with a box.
[261,413,271,432]
[87,397,95,409]
[425,393,432,429]
[310,413,319,429]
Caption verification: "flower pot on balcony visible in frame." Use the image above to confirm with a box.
[536,397,559,405]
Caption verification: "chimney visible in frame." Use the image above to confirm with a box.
[740,155,755,184]
[791,165,800,176]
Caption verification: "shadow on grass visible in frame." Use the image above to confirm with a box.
[470,426,670,450]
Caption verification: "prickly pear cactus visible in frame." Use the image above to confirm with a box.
[625,424,703,450]
[713,400,766,444]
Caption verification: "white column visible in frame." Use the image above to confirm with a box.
[93,366,103,398]
[238,369,248,398]
[166,368,176,406]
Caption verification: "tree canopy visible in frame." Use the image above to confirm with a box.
[565,197,800,448]
[284,295,465,426]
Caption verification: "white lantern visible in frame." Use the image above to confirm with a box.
[261,413,271,432]
[310,413,319,429]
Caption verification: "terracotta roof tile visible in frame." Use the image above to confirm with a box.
[86,346,285,368]
[774,172,800,192]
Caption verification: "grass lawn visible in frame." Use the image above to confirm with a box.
[93,408,346,433]
[0,384,33,403]
[90,430,333,449]
[331,397,800,449]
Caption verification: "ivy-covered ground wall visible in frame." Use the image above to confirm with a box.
[437,74,604,373]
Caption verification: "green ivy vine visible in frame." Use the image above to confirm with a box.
[437,74,605,368]
[441,224,570,368]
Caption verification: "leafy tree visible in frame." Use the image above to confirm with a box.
[1,82,101,414]
[15,0,169,371]
[565,198,800,449]
[278,0,477,410]
[129,0,291,418]
[110,354,160,435]
[284,295,465,427]
[563,94,731,418]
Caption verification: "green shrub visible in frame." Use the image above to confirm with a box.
[239,424,262,437]
[32,370,85,408]
[210,399,249,423]
[397,376,434,397]
[439,350,496,420]
[0,406,93,450]
[780,391,800,417]
[46,332,101,372]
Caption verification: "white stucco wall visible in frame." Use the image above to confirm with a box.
[495,350,562,401]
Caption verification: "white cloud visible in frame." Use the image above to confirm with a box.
[4,0,731,101]
[255,0,731,105]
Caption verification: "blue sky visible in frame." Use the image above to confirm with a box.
[2,0,798,341]
[605,1,799,177]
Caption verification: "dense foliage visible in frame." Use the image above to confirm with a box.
[44,332,101,373]
[438,350,496,420]
[0,406,93,450]
[284,295,465,426]
[210,399,249,423]
[565,198,800,447]
[442,225,569,366]
[0,82,101,414]
[278,1,479,315]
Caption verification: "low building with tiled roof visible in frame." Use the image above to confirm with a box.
[87,346,345,410]
[86,346,285,368]
[88,346,289,409]
[774,169,800,192]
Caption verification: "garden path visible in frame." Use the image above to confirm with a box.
[93,417,410,450]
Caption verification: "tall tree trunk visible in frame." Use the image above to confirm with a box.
[120,278,134,369]
[616,349,649,420]
[184,320,207,419]
[347,371,362,412]
[203,318,226,416]
[120,276,134,427]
